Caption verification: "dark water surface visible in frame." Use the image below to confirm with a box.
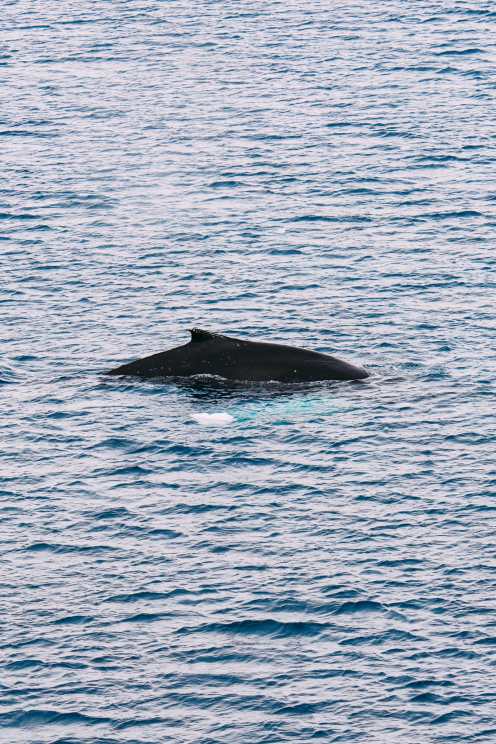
[2,2,496,742]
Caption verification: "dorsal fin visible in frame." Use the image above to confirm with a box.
[190,328,215,343]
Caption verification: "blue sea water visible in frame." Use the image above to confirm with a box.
[2,1,496,742]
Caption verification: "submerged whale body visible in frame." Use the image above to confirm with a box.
[107,329,369,383]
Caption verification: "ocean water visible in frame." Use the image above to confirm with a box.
[2,1,496,742]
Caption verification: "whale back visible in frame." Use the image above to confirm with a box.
[107,328,369,382]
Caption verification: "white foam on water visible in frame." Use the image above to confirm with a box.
[191,412,235,427]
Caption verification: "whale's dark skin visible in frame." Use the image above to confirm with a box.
[106,329,369,383]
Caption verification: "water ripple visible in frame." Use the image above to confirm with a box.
[2,1,496,742]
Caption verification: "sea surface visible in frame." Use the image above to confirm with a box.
[2,2,496,742]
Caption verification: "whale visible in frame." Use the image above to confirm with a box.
[106,329,369,383]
